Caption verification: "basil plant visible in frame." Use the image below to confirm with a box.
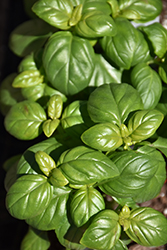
[1,0,167,249]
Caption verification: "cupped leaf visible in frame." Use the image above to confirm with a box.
[75,11,117,38]
[35,151,56,176]
[82,0,112,15]
[126,207,167,246]
[58,146,119,185]
[139,22,167,58]
[88,83,143,126]
[18,53,37,72]
[32,0,73,30]
[80,209,121,250]
[26,186,71,231]
[6,174,53,220]
[4,100,47,140]
[48,94,63,119]
[42,119,60,137]
[49,168,69,187]
[43,31,95,95]
[70,185,105,227]
[100,17,150,69]
[9,18,55,57]
[128,109,164,143]
[131,62,162,109]
[111,239,128,250]
[151,136,167,157]
[81,123,123,151]
[20,227,50,250]
[0,73,24,115]
[12,70,44,88]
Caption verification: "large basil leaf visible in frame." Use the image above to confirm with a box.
[9,19,55,57]
[17,137,66,175]
[82,0,111,15]
[118,0,162,23]
[26,186,71,230]
[75,11,117,38]
[87,83,143,126]
[100,17,150,69]
[32,0,73,30]
[80,210,121,250]
[61,100,94,139]
[111,239,128,250]
[99,149,165,201]
[128,109,164,142]
[58,146,119,185]
[70,186,105,227]
[20,227,50,250]
[0,73,24,115]
[4,100,47,140]
[6,174,53,220]
[131,63,162,109]
[43,31,95,95]
[88,54,122,87]
[81,123,123,151]
[139,23,167,58]
[126,207,167,246]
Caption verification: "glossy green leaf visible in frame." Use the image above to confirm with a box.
[128,109,164,142]
[49,168,69,187]
[159,65,167,84]
[21,83,45,102]
[118,0,162,23]
[81,123,123,151]
[139,23,167,58]
[107,0,119,17]
[151,136,167,157]
[99,149,165,201]
[88,83,143,126]
[118,9,140,20]
[69,4,83,26]
[58,146,119,185]
[75,11,117,38]
[6,174,53,220]
[111,239,128,250]
[131,63,162,109]
[119,205,131,231]
[16,137,66,175]
[18,54,37,72]
[43,31,95,95]
[42,119,60,137]
[156,87,167,115]
[0,73,24,115]
[80,210,121,250]
[126,207,167,246]
[12,70,44,88]
[4,100,47,140]
[82,0,112,15]
[47,94,63,119]
[70,186,105,227]
[88,54,122,87]
[100,17,150,69]
[32,0,73,30]
[20,227,50,250]
[61,100,94,138]
[26,186,71,230]
[9,18,55,57]
[35,151,56,176]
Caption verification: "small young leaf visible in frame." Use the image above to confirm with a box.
[119,205,131,231]
[4,100,47,140]
[159,65,167,84]
[20,227,50,250]
[80,210,121,250]
[49,168,69,187]
[21,83,45,102]
[151,136,167,157]
[48,94,63,119]
[43,119,60,137]
[69,4,83,26]
[6,174,53,220]
[18,53,37,72]
[70,186,105,227]
[35,151,56,176]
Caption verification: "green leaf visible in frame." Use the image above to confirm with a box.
[61,100,94,139]
[87,83,143,126]
[139,23,167,58]
[32,0,73,30]
[21,83,45,102]
[100,17,150,69]
[35,151,56,176]
[43,31,95,95]
[110,239,128,250]
[126,207,167,246]
[6,174,53,220]
[9,18,55,57]
[12,70,44,88]
[80,210,121,250]
[0,73,24,115]
[18,53,37,72]
[16,137,67,175]
[119,9,140,20]
[131,63,162,109]
[20,227,50,250]
[70,186,105,227]
[48,94,63,119]
[42,119,60,137]
[49,168,69,187]
[69,4,83,26]
[119,205,131,231]
[108,0,119,17]
[75,11,117,38]
[82,0,112,15]
[4,100,47,140]
[159,65,167,84]
[128,109,164,142]
[58,146,119,185]
[151,136,167,157]
[26,186,71,230]
[81,123,123,151]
